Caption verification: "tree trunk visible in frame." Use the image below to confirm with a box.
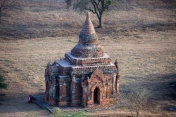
[97,15,103,28]
[0,7,2,24]
[136,111,139,117]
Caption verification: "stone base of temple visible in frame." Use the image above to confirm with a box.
[58,101,69,107]
[47,98,57,106]
[33,94,118,113]
[45,100,117,108]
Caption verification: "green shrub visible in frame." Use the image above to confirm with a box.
[0,75,7,89]
[52,109,90,117]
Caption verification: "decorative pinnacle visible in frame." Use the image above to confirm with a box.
[80,12,96,35]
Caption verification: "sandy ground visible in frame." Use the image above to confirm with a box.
[0,0,176,117]
[0,32,176,116]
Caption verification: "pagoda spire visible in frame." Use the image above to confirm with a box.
[80,12,96,35]
[71,12,104,58]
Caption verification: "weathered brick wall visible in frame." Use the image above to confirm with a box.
[44,12,120,108]
[45,63,119,107]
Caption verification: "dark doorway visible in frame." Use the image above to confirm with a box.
[94,87,100,104]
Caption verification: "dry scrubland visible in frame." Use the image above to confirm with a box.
[0,0,176,117]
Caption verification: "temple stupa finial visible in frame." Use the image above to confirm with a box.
[80,12,96,35]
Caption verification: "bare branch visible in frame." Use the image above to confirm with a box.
[90,0,100,18]
[87,8,96,14]
[75,0,116,28]
[91,0,101,16]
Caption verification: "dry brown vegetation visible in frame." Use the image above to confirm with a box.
[0,0,176,117]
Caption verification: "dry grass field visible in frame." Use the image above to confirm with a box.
[0,0,176,117]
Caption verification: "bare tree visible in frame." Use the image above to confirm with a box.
[75,0,117,28]
[0,0,21,24]
[119,88,151,117]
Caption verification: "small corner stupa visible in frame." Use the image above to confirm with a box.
[45,12,120,107]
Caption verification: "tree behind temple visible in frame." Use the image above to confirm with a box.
[74,0,117,28]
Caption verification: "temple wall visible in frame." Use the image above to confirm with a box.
[57,76,71,106]
[71,75,83,106]
[45,64,118,107]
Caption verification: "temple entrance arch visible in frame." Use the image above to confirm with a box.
[94,87,100,104]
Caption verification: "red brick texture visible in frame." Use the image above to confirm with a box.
[44,12,120,107]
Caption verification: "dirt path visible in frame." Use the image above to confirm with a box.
[0,95,50,117]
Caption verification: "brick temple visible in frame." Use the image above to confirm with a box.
[45,12,120,107]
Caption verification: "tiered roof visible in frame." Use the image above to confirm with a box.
[71,12,104,58]
[54,12,116,75]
